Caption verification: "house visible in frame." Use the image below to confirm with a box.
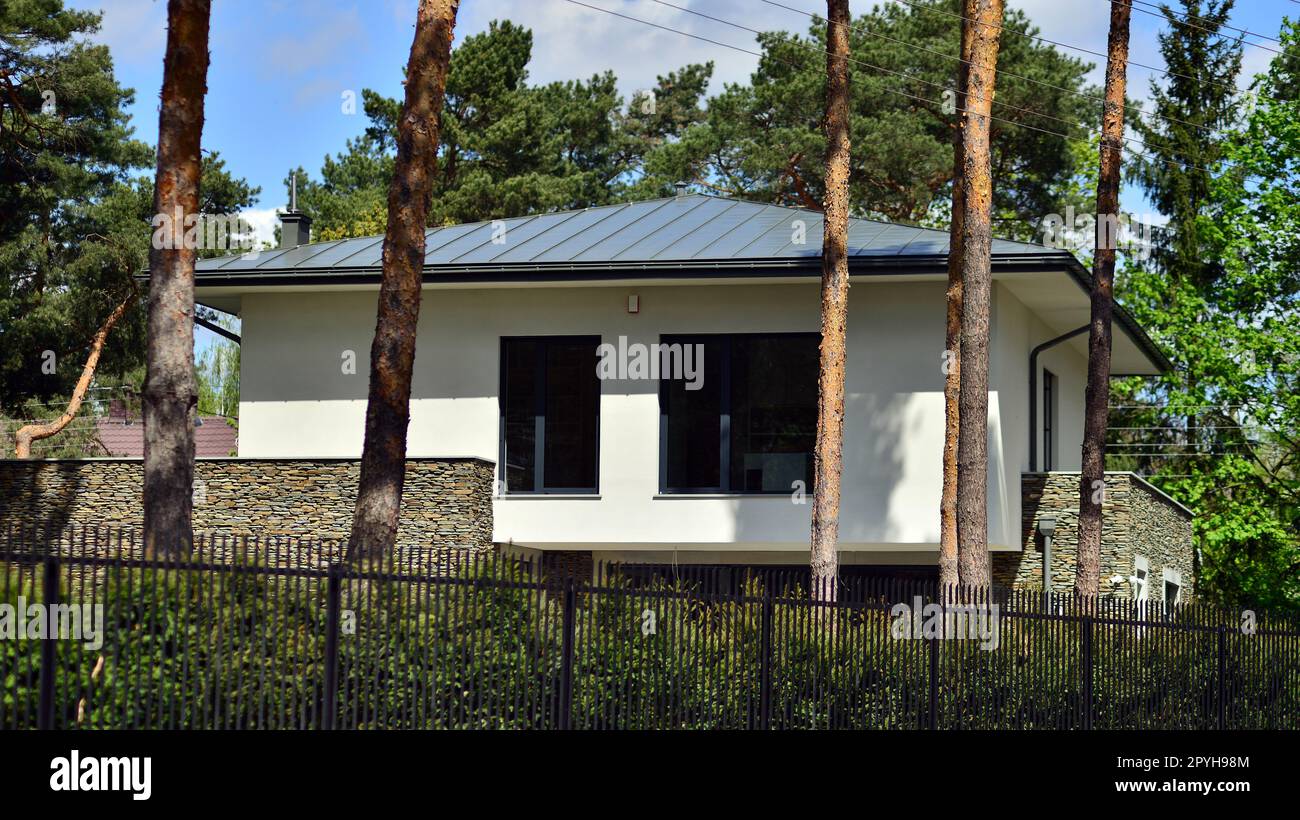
[191,190,1194,598]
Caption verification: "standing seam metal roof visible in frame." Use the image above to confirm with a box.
[194,193,1051,274]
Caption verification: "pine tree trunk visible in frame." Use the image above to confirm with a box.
[810,0,852,604]
[15,291,135,458]
[143,0,210,558]
[940,16,977,593]
[348,0,460,563]
[955,0,1004,589]
[1077,0,1131,600]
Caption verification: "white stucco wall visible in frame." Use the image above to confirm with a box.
[236,279,1084,553]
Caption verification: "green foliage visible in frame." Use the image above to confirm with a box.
[298,20,708,240]
[5,562,1294,730]
[300,3,1095,239]
[1112,11,1299,612]
[196,313,240,419]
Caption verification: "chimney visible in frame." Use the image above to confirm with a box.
[674,181,689,198]
[280,174,312,249]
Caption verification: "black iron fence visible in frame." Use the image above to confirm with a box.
[1,525,1297,730]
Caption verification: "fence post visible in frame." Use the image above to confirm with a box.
[1081,612,1094,731]
[38,555,59,730]
[321,563,342,731]
[1217,624,1227,730]
[928,614,940,730]
[759,593,774,730]
[558,575,576,730]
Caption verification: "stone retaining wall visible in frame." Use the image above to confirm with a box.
[994,472,1195,601]
[0,457,494,552]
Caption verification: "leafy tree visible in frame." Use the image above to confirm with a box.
[0,0,151,409]
[196,315,239,419]
[1114,12,1299,611]
[647,0,1094,231]
[0,2,257,424]
[296,20,710,240]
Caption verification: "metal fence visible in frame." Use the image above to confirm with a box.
[1,525,1297,730]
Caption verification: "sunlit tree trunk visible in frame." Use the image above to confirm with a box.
[810,0,852,604]
[348,0,460,562]
[955,0,1004,589]
[940,14,977,592]
[1077,0,1132,599]
[143,0,211,558]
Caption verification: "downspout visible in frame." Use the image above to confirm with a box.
[1028,325,1088,471]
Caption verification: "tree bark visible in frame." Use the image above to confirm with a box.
[810,0,852,604]
[143,0,210,558]
[14,291,135,458]
[955,0,1004,589]
[1076,0,1131,600]
[348,0,460,563]
[940,14,977,593]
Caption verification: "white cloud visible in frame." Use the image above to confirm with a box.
[239,207,283,250]
[71,0,167,66]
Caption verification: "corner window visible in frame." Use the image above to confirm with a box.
[500,337,600,493]
[660,333,818,493]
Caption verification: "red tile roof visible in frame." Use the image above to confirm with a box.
[96,416,238,457]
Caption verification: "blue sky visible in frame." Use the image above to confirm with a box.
[65,0,1297,348]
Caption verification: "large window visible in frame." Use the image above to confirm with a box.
[500,337,600,493]
[660,333,818,493]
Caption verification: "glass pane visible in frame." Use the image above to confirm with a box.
[543,340,600,490]
[664,337,722,490]
[729,335,818,493]
[502,340,538,492]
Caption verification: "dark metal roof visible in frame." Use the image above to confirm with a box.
[195,193,1050,275]
[189,193,1172,373]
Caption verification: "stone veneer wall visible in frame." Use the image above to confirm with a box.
[993,472,1194,601]
[0,457,494,552]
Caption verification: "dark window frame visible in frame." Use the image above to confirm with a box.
[658,331,818,495]
[1042,368,1057,471]
[498,335,602,495]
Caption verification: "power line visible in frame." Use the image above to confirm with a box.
[762,0,1217,136]
[879,0,1271,104]
[1115,0,1285,55]
[636,0,1265,185]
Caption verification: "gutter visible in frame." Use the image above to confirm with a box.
[174,247,1172,374]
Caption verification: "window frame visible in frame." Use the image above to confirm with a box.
[498,335,602,495]
[658,331,819,495]
[1042,368,1058,471]
[1162,567,1182,607]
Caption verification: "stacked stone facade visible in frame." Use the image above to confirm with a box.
[993,472,1195,601]
[0,457,494,552]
